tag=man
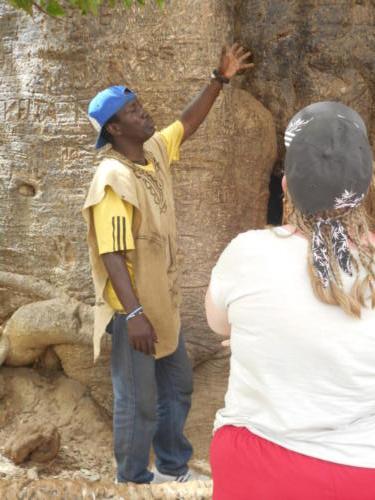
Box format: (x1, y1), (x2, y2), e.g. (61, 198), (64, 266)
(82, 43), (252, 484)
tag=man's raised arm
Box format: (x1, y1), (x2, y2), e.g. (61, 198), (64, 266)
(180, 43), (253, 143)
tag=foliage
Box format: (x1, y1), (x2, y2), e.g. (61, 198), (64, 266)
(6, 0), (164, 17)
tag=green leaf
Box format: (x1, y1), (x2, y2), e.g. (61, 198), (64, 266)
(8, 0), (164, 16)
(87, 0), (101, 15)
(9, 0), (33, 14)
(71, 0), (91, 15)
(45, 0), (65, 15)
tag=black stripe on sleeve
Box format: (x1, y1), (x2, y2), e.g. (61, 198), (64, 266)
(112, 216), (116, 251)
(122, 217), (126, 251)
(117, 216), (121, 252)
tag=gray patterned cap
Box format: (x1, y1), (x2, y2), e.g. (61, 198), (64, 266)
(284, 101), (373, 215)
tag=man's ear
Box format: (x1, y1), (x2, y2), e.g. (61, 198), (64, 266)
(281, 175), (287, 193)
(106, 121), (121, 138)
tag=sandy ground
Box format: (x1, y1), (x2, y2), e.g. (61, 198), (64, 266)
(0, 354), (229, 492)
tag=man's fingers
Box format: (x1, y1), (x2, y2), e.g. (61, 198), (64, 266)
(236, 46), (245, 57)
(132, 338), (140, 352)
(231, 42), (240, 53)
(240, 63), (255, 70)
(142, 338), (150, 356)
(129, 336), (136, 350)
(233, 43), (247, 56)
(139, 335), (155, 356)
(133, 336), (146, 355)
(147, 341), (153, 356)
(239, 51), (252, 62)
(146, 336), (155, 356)
(136, 340), (144, 354)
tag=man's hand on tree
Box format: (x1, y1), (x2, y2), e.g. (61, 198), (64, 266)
(180, 42), (253, 143)
(218, 43), (254, 80)
(127, 314), (158, 356)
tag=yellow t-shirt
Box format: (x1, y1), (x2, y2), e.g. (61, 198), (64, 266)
(92, 120), (184, 311)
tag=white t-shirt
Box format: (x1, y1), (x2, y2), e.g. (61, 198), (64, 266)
(210, 228), (375, 468)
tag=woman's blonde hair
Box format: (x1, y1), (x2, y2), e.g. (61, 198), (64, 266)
(365, 171), (375, 232)
(283, 187), (375, 318)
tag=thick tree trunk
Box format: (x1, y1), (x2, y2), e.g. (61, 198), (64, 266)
(0, 0), (276, 366)
(1, 0), (374, 492)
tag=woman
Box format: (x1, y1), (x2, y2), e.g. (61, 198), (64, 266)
(206, 102), (375, 500)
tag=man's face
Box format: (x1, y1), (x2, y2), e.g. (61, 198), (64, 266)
(108, 98), (155, 143)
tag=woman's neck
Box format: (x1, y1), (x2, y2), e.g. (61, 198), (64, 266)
(281, 224), (306, 239)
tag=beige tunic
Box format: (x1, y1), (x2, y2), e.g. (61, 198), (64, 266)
(82, 133), (181, 361)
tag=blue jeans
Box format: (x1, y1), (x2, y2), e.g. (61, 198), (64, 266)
(109, 313), (193, 483)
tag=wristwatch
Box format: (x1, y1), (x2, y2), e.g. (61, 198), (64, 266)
(210, 69), (230, 85)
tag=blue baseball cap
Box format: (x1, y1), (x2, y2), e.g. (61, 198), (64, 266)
(88, 85), (137, 149)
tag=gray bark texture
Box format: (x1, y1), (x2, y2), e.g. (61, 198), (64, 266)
(0, 2), (375, 492)
(0, 0), (277, 373)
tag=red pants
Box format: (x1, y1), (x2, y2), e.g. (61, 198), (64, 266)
(210, 426), (375, 500)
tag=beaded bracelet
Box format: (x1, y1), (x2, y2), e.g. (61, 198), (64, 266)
(125, 305), (144, 322)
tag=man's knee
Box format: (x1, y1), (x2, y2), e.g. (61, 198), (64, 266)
(138, 386), (158, 421)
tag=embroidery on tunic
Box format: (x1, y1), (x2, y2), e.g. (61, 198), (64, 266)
(105, 150), (167, 214)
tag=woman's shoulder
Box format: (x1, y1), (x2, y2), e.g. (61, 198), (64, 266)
(220, 228), (275, 259)
(231, 227), (288, 246)
(222, 226), (302, 261)
(214, 227), (299, 278)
